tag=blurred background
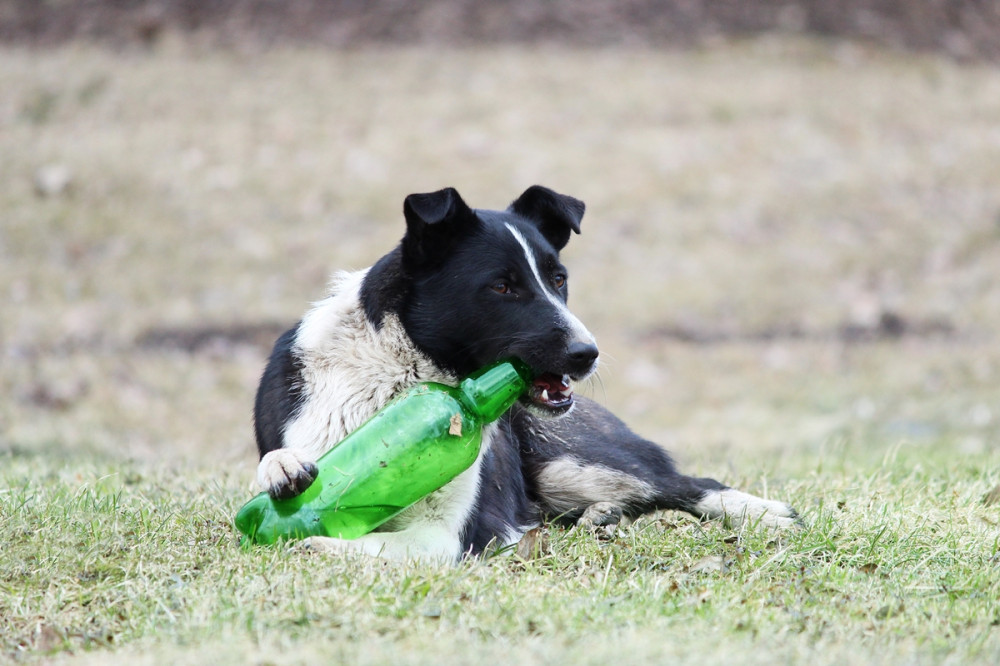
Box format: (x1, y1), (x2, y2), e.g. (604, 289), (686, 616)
(2, 0), (999, 482)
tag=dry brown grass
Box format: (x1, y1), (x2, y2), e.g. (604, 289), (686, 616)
(3, 37), (1000, 474)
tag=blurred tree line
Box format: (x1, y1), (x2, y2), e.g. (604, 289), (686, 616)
(1, 0), (997, 60)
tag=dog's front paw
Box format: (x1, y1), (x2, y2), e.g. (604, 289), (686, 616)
(256, 449), (318, 499)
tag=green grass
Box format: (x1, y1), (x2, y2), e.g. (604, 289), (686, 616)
(2, 448), (999, 664)
(3, 37), (1000, 664)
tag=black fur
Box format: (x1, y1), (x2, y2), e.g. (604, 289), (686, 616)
(401, 188), (478, 272)
(253, 324), (305, 459)
(512, 398), (726, 521)
(464, 419), (540, 553)
(508, 185), (584, 251)
(360, 247), (407, 330)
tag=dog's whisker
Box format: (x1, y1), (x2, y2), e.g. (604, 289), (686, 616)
(586, 371), (608, 404)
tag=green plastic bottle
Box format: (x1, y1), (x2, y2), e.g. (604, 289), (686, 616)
(235, 360), (532, 545)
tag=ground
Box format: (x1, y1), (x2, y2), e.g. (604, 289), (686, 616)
(1, 37), (999, 664)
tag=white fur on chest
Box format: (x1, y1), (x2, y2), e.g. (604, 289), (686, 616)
(283, 269), (455, 460)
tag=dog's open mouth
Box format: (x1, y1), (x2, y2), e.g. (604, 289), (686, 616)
(528, 373), (574, 412)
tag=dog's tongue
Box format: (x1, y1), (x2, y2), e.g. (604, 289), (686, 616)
(530, 373), (574, 409)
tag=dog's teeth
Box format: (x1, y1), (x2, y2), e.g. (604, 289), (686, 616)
(541, 389), (549, 403)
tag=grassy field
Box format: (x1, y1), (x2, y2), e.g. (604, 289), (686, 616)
(2, 37), (1000, 663)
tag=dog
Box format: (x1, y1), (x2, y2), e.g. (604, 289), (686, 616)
(252, 185), (798, 562)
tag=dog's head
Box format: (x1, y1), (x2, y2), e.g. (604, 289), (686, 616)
(364, 186), (599, 415)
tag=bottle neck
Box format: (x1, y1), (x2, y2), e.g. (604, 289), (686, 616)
(459, 360), (532, 422)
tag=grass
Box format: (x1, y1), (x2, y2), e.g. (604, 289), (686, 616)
(2, 36), (1000, 664)
(2, 451), (998, 664)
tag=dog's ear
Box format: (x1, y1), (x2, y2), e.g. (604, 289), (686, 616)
(402, 187), (477, 270)
(509, 185), (585, 250)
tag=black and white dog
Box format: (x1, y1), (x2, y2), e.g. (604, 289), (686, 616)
(252, 186), (797, 562)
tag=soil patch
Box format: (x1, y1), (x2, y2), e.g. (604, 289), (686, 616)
(2, 1), (998, 60)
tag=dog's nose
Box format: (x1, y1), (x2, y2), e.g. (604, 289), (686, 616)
(566, 341), (599, 374)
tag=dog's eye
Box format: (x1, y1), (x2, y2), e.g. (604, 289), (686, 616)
(553, 274), (566, 289)
(491, 281), (512, 295)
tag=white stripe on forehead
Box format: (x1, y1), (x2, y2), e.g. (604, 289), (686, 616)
(504, 223), (596, 345)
